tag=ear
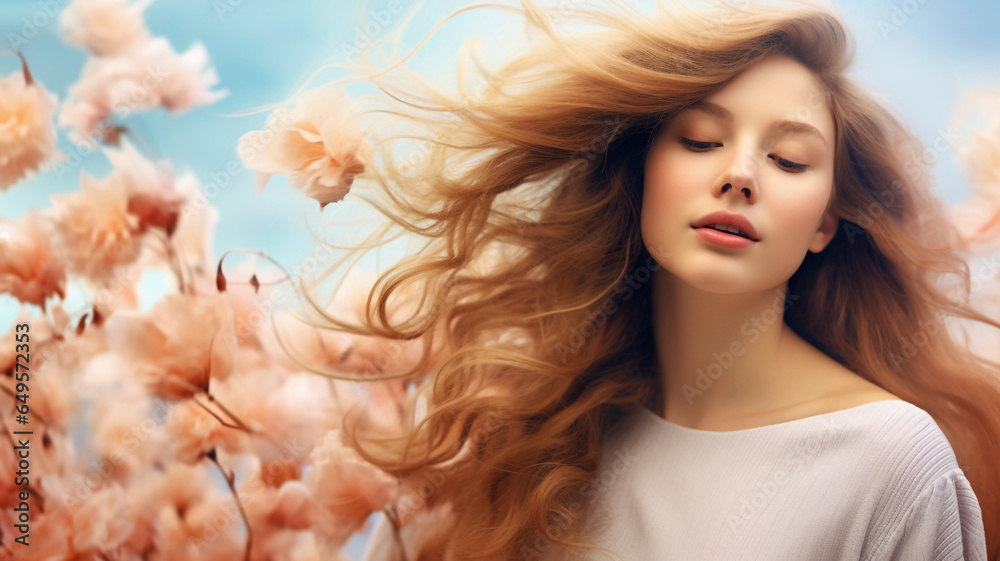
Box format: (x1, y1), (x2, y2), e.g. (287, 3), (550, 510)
(807, 208), (839, 253)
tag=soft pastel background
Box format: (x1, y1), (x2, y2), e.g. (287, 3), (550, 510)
(2, 0), (999, 557)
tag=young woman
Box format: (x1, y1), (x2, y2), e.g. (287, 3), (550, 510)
(289, 1), (1000, 559)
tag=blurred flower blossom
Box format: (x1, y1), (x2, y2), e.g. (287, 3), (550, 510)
(238, 86), (372, 208)
(210, 368), (334, 470)
(49, 169), (143, 283)
(0, 56), (62, 190)
(0, 210), (67, 308)
(71, 481), (137, 552)
(100, 293), (237, 401)
(168, 173), (218, 275)
(306, 428), (399, 548)
(105, 139), (186, 235)
(949, 87), (1000, 255)
(163, 398), (249, 464)
(60, 0), (153, 56)
(954, 87), (1000, 201)
(0, 306), (71, 375)
(48, 140), (189, 283)
(59, 36), (228, 145)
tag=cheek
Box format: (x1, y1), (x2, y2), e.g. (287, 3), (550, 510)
(774, 184), (833, 242)
(643, 151), (704, 209)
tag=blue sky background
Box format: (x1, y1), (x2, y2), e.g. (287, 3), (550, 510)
(2, 0), (999, 557)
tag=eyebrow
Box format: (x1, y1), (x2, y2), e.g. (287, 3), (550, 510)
(684, 100), (829, 148)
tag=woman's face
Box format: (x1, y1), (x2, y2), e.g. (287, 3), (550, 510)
(641, 53), (838, 295)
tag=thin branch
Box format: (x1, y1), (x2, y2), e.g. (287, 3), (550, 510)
(121, 124), (160, 161)
(149, 228), (189, 294)
(204, 391), (254, 433)
(216, 249), (294, 287)
(383, 505), (411, 561)
(207, 451), (253, 561)
(191, 396), (248, 431)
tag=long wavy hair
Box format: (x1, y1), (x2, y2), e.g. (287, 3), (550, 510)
(283, 0), (1000, 559)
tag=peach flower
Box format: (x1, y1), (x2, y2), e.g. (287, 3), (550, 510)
(0, 57), (61, 190)
(87, 390), (171, 479)
(163, 398), (250, 464)
(100, 293), (237, 400)
(49, 169), (143, 282)
(306, 428), (399, 548)
(0, 305), (73, 374)
(952, 87), (1000, 203)
(56, 95), (113, 147)
(242, 475), (310, 526)
(60, 0), (153, 56)
(208, 368), (334, 470)
(147, 503), (205, 560)
(235, 477), (344, 561)
(0, 438), (20, 511)
(152, 38), (229, 112)
(946, 202), (1000, 256)
(947, 87), (1000, 256)
(71, 481), (137, 552)
(260, 308), (359, 370)
(104, 139), (186, 234)
(32, 476), (138, 555)
(269, 480), (317, 530)
(290, 530), (350, 561)
(0, 210), (67, 307)
(238, 86), (372, 208)
(212, 259), (278, 349)
(129, 461), (212, 514)
(260, 267), (436, 382)
(60, 36), (228, 145)
(145, 485), (243, 560)
(135, 171), (216, 280)
(183, 491), (255, 560)
(170, 172), (218, 275)
(120, 461), (215, 553)
(6, 355), (77, 433)
(15, 490), (73, 557)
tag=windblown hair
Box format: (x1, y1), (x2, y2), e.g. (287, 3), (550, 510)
(287, 0), (1000, 559)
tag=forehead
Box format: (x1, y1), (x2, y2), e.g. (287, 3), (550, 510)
(680, 54), (835, 140)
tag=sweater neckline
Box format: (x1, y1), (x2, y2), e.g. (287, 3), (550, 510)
(633, 399), (912, 436)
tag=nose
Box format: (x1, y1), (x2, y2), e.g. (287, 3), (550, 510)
(719, 182), (753, 200)
(715, 152), (759, 203)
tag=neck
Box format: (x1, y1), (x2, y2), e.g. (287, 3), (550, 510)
(650, 267), (804, 426)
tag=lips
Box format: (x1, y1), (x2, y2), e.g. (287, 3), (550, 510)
(691, 210), (760, 242)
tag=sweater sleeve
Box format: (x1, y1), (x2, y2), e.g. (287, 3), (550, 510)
(868, 468), (988, 561)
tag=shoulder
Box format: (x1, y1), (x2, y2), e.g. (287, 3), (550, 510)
(856, 405), (988, 560)
(836, 400), (981, 531)
(782, 396), (987, 559)
(840, 398), (961, 480)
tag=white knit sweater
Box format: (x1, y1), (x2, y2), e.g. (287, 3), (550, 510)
(360, 400), (988, 561)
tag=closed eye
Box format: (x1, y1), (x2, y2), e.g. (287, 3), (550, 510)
(679, 137), (720, 151)
(681, 138), (809, 173)
(768, 155), (808, 173)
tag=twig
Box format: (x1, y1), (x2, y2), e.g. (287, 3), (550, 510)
(383, 505), (411, 561)
(207, 451), (252, 561)
(204, 391), (254, 433)
(191, 396), (248, 432)
(121, 122), (160, 161)
(150, 229), (189, 294)
(216, 249), (294, 288)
